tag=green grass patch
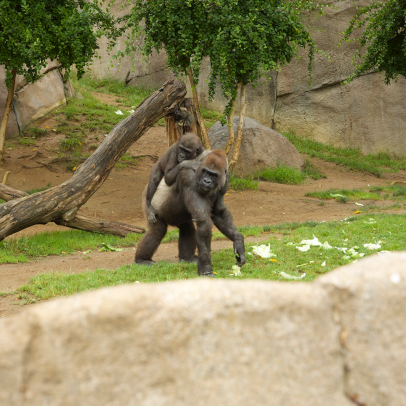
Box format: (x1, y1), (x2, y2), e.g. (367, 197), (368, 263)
(15, 214), (406, 301)
(201, 108), (223, 128)
(71, 75), (153, 109)
(306, 185), (406, 203)
(303, 159), (326, 180)
(284, 129), (406, 177)
(0, 230), (142, 264)
(228, 160), (326, 191)
(229, 173), (259, 190)
(256, 165), (306, 185)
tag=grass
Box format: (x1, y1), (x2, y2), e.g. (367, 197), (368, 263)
(9, 213), (406, 301)
(229, 161), (325, 190)
(229, 173), (259, 190)
(0, 224), (283, 265)
(306, 185), (406, 203)
(44, 75), (226, 159)
(0, 230), (142, 264)
(284, 129), (406, 177)
(256, 165), (306, 185)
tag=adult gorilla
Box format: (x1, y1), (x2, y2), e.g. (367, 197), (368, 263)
(135, 149), (245, 276)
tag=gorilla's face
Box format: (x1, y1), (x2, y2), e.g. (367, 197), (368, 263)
(198, 167), (219, 193)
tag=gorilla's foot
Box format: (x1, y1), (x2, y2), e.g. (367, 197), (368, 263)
(179, 255), (199, 264)
(134, 258), (156, 266)
(199, 272), (216, 278)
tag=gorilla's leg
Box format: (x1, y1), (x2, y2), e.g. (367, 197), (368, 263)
(195, 218), (215, 276)
(178, 221), (197, 263)
(135, 217), (167, 265)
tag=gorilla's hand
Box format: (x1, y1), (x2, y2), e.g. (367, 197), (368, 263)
(180, 159), (200, 171)
(234, 239), (246, 266)
(147, 205), (157, 223)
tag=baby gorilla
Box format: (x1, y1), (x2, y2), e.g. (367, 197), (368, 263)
(146, 132), (204, 223)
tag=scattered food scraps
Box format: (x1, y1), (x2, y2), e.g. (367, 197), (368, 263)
(299, 236), (322, 247)
(99, 243), (123, 252)
(115, 110), (124, 115)
(280, 272), (306, 280)
(296, 245), (310, 252)
(363, 242), (381, 250)
(231, 265), (241, 276)
(252, 244), (276, 258)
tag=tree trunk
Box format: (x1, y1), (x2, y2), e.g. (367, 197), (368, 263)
(57, 214), (144, 237)
(164, 115), (180, 147)
(181, 98), (197, 134)
(224, 86), (239, 154)
(228, 83), (247, 171)
(0, 68), (17, 162)
(0, 80), (186, 241)
(0, 183), (145, 237)
(187, 68), (211, 149)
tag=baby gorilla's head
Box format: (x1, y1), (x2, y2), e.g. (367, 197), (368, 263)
(177, 133), (204, 162)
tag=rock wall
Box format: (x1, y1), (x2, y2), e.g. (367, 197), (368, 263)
(0, 63), (70, 138)
(1, 253), (406, 406)
(91, 0), (406, 156)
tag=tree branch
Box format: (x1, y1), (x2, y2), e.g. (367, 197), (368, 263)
(0, 80), (186, 241)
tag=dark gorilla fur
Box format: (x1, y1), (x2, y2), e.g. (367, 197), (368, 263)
(145, 132), (204, 223)
(135, 149), (246, 276)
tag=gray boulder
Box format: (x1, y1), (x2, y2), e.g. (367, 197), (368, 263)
(13, 68), (66, 133)
(1, 62), (71, 137)
(208, 116), (305, 177)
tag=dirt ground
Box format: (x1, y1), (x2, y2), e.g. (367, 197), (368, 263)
(1, 110), (405, 318)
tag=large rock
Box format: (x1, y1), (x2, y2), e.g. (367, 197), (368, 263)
(2, 253), (406, 405)
(319, 252), (406, 406)
(0, 280), (348, 406)
(13, 68), (66, 132)
(1, 62), (69, 137)
(208, 116), (305, 176)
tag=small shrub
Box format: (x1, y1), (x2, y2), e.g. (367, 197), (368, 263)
(229, 174), (259, 190)
(257, 165), (305, 185)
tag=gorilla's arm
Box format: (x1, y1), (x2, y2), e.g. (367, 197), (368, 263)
(211, 204), (246, 266)
(164, 160), (184, 186)
(162, 146), (181, 186)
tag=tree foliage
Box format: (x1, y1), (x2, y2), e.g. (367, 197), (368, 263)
(125, 0), (208, 79)
(125, 0), (321, 119)
(342, 0), (406, 84)
(206, 0), (319, 118)
(0, 0), (124, 88)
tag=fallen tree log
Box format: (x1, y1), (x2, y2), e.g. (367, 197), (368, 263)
(0, 183), (145, 236)
(0, 80), (186, 241)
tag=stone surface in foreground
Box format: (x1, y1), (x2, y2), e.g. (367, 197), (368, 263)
(1, 253), (406, 406)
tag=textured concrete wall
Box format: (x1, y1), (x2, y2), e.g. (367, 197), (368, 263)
(1, 253), (406, 406)
(94, 0), (406, 156)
